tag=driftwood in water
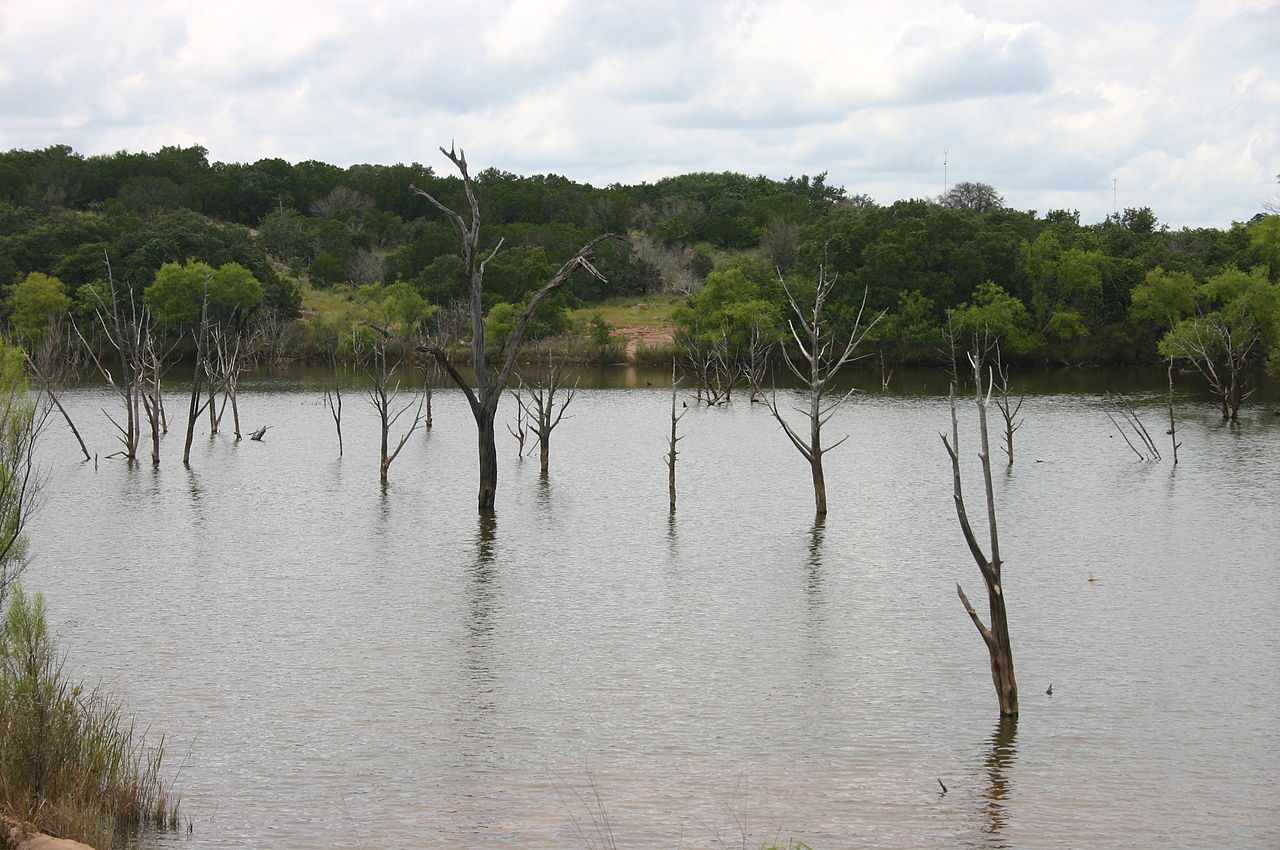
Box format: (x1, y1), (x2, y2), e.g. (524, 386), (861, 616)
(941, 351), (1019, 717)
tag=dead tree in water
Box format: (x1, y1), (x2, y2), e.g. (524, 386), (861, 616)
(323, 383), (344, 457)
(25, 319), (90, 461)
(366, 332), (424, 483)
(506, 387), (529, 458)
(744, 322), (774, 403)
(992, 349), (1024, 466)
(664, 360), (687, 511)
(73, 253), (144, 462)
(766, 268), (883, 517)
(1167, 359), (1180, 465)
(941, 352), (1018, 717)
(181, 275), (214, 466)
(411, 144), (609, 512)
(516, 358), (578, 476)
(209, 324), (253, 439)
(1104, 394), (1161, 462)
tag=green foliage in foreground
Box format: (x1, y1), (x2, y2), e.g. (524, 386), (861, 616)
(0, 587), (181, 848)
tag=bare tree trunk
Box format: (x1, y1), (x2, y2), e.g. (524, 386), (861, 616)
(1167, 358), (1180, 465)
(411, 143), (609, 514)
(183, 370), (202, 466)
(477, 412), (498, 510)
(665, 360), (686, 512)
(942, 352), (1018, 717)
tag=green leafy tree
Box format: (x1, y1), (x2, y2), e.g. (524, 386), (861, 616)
(144, 260), (263, 329)
(950, 281), (1037, 355)
(6, 273), (70, 339)
(1158, 265), (1280, 421)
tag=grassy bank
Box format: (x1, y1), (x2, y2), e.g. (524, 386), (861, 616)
(0, 587), (181, 849)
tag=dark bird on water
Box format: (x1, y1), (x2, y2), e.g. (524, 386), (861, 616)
(937, 778), (947, 795)
(1046, 683), (1053, 696)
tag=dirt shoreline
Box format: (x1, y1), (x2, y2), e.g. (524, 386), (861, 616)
(2, 817), (95, 850)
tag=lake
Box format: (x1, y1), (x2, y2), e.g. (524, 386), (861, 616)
(24, 367), (1280, 849)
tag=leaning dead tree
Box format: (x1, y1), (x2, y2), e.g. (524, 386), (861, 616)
(941, 352), (1018, 717)
(766, 268), (883, 517)
(366, 329), (424, 483)
(992, 348), (1024, 466)
(411, 144), (608, 512)
(663, 359), (687, 511)
(25, 319), (90, 461)
(515, 357), (578, 476)
(1104, 394), (1162, 462)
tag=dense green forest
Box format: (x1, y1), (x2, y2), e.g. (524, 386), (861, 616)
(1, 144), (1277, 386)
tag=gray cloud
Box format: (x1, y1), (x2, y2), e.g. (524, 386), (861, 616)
(0, 0), (1276, 226)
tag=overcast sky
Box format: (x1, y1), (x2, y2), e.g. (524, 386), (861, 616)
(2, 0), (1277, 226)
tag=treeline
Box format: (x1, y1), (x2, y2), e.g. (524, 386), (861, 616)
(0, 144), (1277, 376)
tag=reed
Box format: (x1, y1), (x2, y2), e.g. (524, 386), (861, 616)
(0, 587), (181, 849)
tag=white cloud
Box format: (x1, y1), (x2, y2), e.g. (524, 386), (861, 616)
(0, 0), (1276, 225)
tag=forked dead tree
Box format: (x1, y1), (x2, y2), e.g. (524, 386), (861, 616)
(411, 144), (608, 512)
(506, 386), (529, 458)
(209, 324), (254, 440)
(992, 348), (1024, 466)
(323, 383), (343, 457)
(663, 359), (687, 511)
(366, 331), (424, 483)
(766, 268), (883, 517)
(941, 352), (1018, 717)
(515, 358), (578, 476)
(73, 253), (143, 462)
(744, 322), (774, 403)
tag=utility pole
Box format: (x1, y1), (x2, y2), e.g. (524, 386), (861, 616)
(944, 149), (949, 197)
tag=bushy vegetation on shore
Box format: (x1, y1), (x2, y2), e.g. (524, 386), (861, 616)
(0, 145), (1276, 376)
